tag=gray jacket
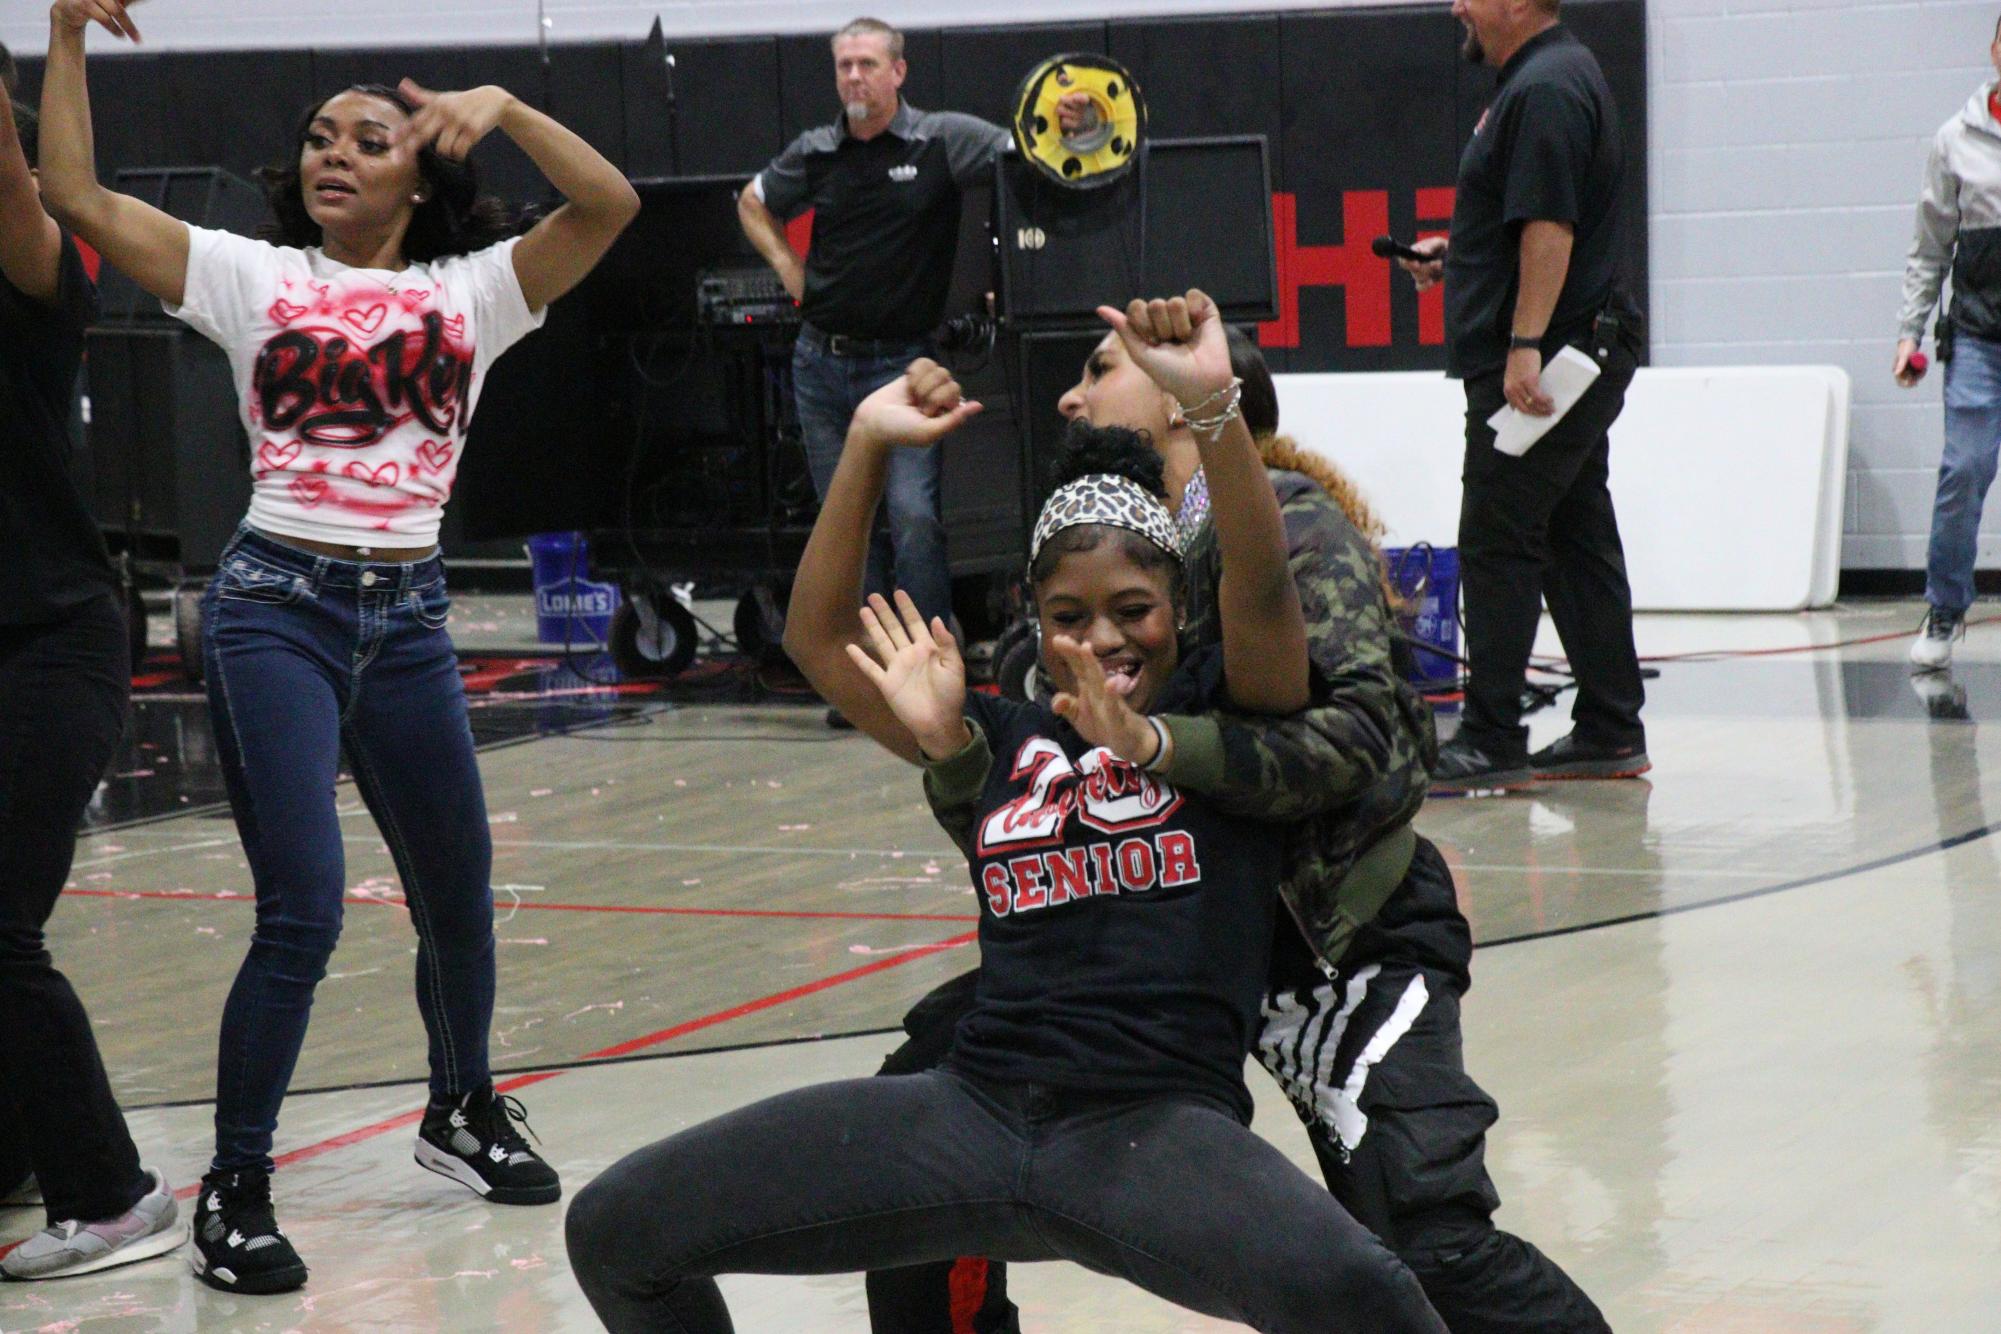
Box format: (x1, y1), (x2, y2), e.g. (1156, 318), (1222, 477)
(1900, 82), (2001, 342)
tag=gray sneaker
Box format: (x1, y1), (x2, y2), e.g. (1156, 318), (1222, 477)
(1, 1169), (183, 1281)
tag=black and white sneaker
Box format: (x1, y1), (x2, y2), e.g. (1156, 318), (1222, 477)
(414, 1085), (561, 1205)
(189, 1169), (308, 1295)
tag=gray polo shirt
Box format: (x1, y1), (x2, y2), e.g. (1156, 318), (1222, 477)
(757, 101), (1008, 339)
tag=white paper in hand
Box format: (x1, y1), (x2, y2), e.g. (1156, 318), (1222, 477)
(1485, 346), (1603, 457)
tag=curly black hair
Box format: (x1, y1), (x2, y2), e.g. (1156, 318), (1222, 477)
(256, 84), (516, 263)
(1030, 420), (1182, 591)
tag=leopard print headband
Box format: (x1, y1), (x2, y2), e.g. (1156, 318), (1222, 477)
(1028, 473), (1185, 575)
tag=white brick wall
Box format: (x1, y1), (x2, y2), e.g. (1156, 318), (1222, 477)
(6, 0), (1993, 570)
(1648, 0), (1998, 571)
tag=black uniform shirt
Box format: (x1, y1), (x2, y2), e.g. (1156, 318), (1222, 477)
(1443, 25), (1628, 380)
(0, 231), (118, 625)
(758, 101), (1008, 340)
(947, 648), (1279, 1124)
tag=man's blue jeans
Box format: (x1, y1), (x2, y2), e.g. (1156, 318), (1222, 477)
(203, 528), (496, 1174)
(1927, 331), (2001, 613)
(792, 327), (952, 624)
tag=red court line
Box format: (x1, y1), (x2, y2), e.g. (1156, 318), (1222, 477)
(62, 886), (976, 925)
(149, 928), (978, 1203)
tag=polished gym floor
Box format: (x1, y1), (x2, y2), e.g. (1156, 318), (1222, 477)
(4, 597), (1999, 1332)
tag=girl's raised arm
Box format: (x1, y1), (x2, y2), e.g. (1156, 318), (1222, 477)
(38, 0), (192, 306)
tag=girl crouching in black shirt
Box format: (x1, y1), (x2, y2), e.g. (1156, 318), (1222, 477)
(564, 295), (1445, 1334)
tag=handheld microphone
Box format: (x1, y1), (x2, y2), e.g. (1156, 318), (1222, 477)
(1372, 235), (1437, 264)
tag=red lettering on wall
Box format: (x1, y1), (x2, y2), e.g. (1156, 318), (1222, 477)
(1415, 186), (1456, 347)
(1258, 190), (1390, 351)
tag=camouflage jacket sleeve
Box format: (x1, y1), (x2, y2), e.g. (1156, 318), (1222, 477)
(920, 716), (992, 858)
(1155, 481), (1435, 821)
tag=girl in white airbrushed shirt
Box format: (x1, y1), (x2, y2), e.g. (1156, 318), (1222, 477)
(39, 0), (637, 1295)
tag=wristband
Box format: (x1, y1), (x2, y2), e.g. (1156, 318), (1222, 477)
(1142, 715), (1174, 773)
(1508, 333), (1544, 351)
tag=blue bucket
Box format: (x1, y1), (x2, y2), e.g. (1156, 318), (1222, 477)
(525, 531), (621, 645)
(1384, 544), (1459, 687)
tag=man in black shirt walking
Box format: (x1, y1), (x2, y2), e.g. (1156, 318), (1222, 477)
(739, 17), (1016, 674)
(1402, 0), (1650, 792)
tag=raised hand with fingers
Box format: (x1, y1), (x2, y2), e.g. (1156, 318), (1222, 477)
(1046, 635), (1160, 767)
(844, 591), (971, 759)
(51, 0), (143, 42)
(395, 79), (512, 162)
(848, 358), (984, 451)
(1095, 289), (1234, 410)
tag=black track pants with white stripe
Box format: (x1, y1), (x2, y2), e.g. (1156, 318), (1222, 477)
(1257, 956), (1608, 1333)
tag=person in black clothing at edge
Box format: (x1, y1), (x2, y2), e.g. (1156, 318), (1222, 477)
(1401, 0), (1651, 794)
(0, 77), (183, 1281)
(863, 322), (1611, 1328)
(738, 17), (1082, 726)
(564, 292), (1448, 1334)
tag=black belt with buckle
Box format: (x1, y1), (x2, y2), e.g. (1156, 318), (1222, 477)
(804, 324), (927, 359)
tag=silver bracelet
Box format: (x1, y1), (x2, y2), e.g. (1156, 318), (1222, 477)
(1183, 379), (1244, 443)
(1179, 377), (1242, 420)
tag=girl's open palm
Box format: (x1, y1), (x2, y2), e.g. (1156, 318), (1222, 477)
(844, 591), (968, 756)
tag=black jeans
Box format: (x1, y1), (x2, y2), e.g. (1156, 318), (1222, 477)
(0, 593), (148, 1224)
(866, 840), (1608, 1334)
(1456, 344), (1646, 760)
(566, 1068), (1446, 1334)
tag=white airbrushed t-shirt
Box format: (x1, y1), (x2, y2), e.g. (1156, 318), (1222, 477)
(165, 226), (545, 548)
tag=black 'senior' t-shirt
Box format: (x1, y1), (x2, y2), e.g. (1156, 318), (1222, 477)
(0, 231), (118, 624)
(947, 648), (1279, 1123)
(758, 102), (1008, 340)
(1443, 25), (1628, 380)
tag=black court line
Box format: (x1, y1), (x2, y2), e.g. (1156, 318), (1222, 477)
(1478, 819), (2001, 949)
(116, 1026), (905, 1114)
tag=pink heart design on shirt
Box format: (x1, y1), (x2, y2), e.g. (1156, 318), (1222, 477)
(344, 460), (401, 488)
(414, 440), (455, 474)
(442, 313), (466, 341)
(341, 303), (389, 337)
(267, 298), (310, 325)
(289, 476), (329, 507)
(397, 289), (432, 310)
(257, 439), (302, 469)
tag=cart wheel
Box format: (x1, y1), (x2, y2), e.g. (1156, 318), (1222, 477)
(733, 580), (792, 663)
(991, 616), (1040, 702)
(123, 580), (148, 670)
(174, 585), (205, 684)
(610, 592), (698, 680)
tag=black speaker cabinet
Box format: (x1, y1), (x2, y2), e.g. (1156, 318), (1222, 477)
(995, 135), (1278, 329)
(85, 327), (251, 570)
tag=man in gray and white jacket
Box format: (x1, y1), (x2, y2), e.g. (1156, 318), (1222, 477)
(1898, 17), (2001, 669)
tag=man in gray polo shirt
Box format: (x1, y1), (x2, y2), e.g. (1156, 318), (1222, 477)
(739, 17), (1012, 665)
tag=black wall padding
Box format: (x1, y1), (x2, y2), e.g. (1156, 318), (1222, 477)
(936, 22), (1109, 127)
